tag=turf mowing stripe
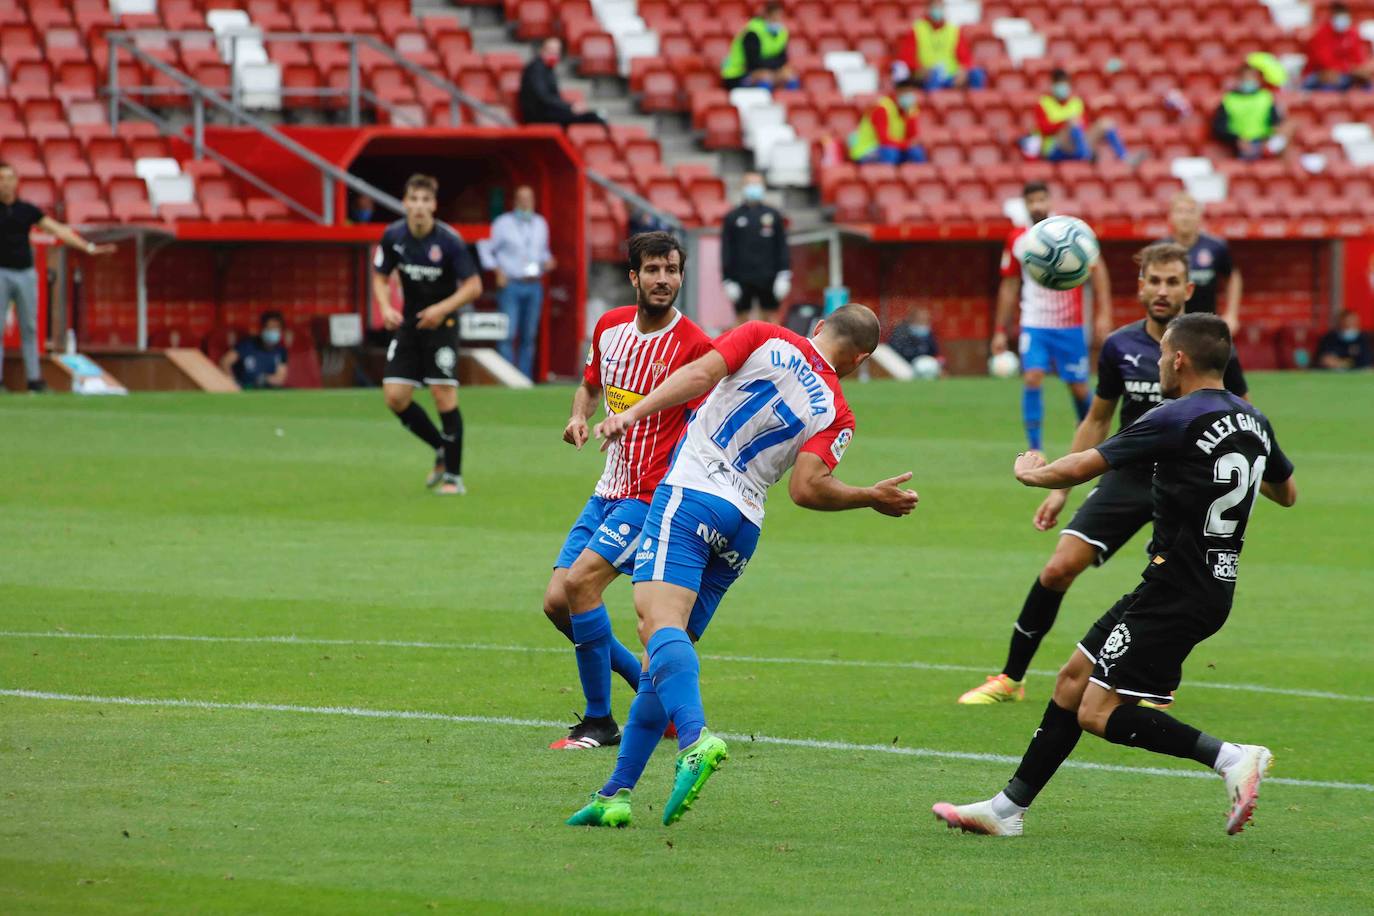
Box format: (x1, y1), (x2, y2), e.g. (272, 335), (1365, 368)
(2, 687), (1371, 794)
(3, 630), (1372, 704)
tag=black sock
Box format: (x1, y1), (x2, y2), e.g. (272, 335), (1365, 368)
(1104, 705), (1219, 766)
(440, 408), (463, 475)
(394, 402), (444, 451)
(1002, 578), (1066, 681)
(1004, 700), (1082, 808)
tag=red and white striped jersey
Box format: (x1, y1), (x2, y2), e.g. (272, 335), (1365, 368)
(1001, 225), (1085, 329)
(665, 322), (856, 527)
(586, 306), (713, 503)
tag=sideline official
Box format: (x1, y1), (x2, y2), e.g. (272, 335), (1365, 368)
(720, 172), (790, 326)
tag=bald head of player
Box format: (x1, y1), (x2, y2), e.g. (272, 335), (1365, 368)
(1159, 312), (1230, 399)
(628, 230), (686, 315)
(1136, 242), (1194, 330)
(812, 303), (880, 378)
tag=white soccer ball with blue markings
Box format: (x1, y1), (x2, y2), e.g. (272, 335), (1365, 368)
(988, 350), (1020, 378)
(1020, 215), (1100, 291)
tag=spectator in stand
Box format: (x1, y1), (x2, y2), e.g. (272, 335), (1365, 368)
(1213, 63), (1294, 160)
(627, 207), (674, 239)
(221, 311), (289, 390)
(1304, 2), (1373, 90)
(888, 307), (941, 363)
(1316, 310), (1374, 369)
(488, 185), (555, 380)
(518, 38), (606, 127)
(892, 2), (987, 90)
(720, 172), (790, 326)
(1160, 193), (1243, 333)
(350, 193), (378, 224)
(1, 162), (116, 393)
(721, 2), (800, 91)
(1021, 69), (1138, 164)
(849, 80), (928, 164)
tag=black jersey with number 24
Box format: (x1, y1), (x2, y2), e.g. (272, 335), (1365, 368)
(1096, 388), (1293, 610)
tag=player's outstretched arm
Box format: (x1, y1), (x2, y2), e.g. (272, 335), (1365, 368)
(788, 453), (919, 516)
(1034, 395), (1118, 530)
(1261, 476), (1297, 507)
(564, 380), (602, 449)
(595, 351), (728, 447)
(1014, 448), (1109, 489)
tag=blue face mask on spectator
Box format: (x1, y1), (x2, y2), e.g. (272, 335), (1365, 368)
(262, 328), (282, 346)
(1333, 12), (1352, 30)
(743, 184), (765, 202)
(928, 6), (945, 22)
(898, 92), (918, 109)
(1052, 81), (1071, 101)
(913, 324), (931, 336)
(1238, 78), (1260, 93)
(1341, 328), (1360, 342)
(768, 21), (783, 33)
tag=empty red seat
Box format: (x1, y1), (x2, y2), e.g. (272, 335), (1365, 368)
(203, 198), (248, 221)
(157, 202), (204, 222)
(65, 198), (113, 224)
(108, 178), (156, 222)
(246, 198), (292, 221)
(92, 158), (137, 185)
(577, 33), (618, 77)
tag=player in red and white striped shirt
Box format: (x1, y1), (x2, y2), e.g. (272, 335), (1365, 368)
(991, 182), (1114, 451)
(542, 232), (713, 750)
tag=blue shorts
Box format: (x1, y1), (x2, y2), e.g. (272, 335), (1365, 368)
(632, 485), (761, 641)
(1020, 326), (1090, 383)
(554, 495), (651, 576)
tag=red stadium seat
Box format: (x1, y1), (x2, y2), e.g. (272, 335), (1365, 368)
(65, 198), (113, 224)
(576, 33), (618, 78)
(246, 198), (292, 221)
(108, 177), (156, 223)
(203, 197), (249, 221)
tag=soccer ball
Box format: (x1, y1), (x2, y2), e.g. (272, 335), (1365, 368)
(989, 350), (1020, 378)
(1019, 215), (1100, 291)
(912, 355), (941, 380)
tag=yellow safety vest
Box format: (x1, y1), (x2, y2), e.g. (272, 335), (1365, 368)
(1036, 94), (1085, 154)
(914, 20), (961, 75)
(721, 18), (790, 79)
(849, 96), (906, 161)
(1221, 89), (1275, 142)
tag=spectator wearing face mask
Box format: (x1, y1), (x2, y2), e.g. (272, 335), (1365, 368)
(1212, 64), (1294, 160)
(222, 311), (289, 390)
(350, 193), (378, 224)
(887, 307), (942, 363)
(1022, 69), (1138, 164)
(849, 80), (928, 164)
(519, 38), (606, 127)
(489, 185), (555, 379)
(892, 2), (987, 91)
(1316, 310), (1374, 370)
(720, 172), (790, 326)
(721, 2), (800, 91)
(1304, 2), (1373, 90)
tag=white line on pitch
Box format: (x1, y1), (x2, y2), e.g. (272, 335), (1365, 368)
(2, 687), (1369, 794)
(4, 630), (1370, 704)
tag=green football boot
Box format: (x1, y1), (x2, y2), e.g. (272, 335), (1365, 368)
(662, 730), (729, 826)
(565, 788), (633, 828)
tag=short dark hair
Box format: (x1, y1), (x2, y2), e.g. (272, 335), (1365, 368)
(825, 303), (880, 353)
(1166, 312), (1231, 375)
(762, 1), (783, 14)
(628, 231), (686, 272)
(260, 310), (285, 328)
(1023, 180), (1049, 198)
(1332, 2), (1350, 13)
(404, 174), (438, 197)
(894, 77), (921, 91)
(1050, 68), (1069, 83)
(1135, 242), (1190, 278)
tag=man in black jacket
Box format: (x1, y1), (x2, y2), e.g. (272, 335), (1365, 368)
(720, 173), (790, 326)
(518, 38), (606, 127)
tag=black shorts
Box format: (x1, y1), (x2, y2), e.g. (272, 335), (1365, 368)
(1077, 578), (1229, 703)
(384, 321), (460, 388)
(1061, 468), (1153, 565)
(734, 281), (779, 316)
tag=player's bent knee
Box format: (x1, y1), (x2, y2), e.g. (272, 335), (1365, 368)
(384, 389), (412, 412)
(1023, 370), (1045, 387)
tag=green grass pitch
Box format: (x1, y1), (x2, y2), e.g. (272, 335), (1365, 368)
(2, 374), (1372, 913)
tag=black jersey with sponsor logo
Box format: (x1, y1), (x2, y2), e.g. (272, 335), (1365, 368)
(374, 220), (478, 319)
(1096, 388), (1293, 609)
(1157, 233), (1233, 315)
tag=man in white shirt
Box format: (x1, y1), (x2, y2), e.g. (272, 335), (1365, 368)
(489, 186), (555, 379)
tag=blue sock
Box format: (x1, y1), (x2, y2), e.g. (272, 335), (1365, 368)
(1068, 124), (1090, 159)
(783, 77), (801, 90)
(1022, 386), (1044, 451)
(609, 637), (641, 691)
(1073, 393), (1091, 421)
(569, 605), (614, 719)
(601, 670), (667, 796)
(1104, 127), (1128, 160)
(647, 627), (706, 750)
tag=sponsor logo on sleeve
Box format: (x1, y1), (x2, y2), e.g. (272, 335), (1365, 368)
(830, 428), (853, 463)
(1208, 549), (1239, 581)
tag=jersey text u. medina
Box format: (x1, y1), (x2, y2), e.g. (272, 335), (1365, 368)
(769, 350), (830, 416)
(1194, 412), (1271, 455)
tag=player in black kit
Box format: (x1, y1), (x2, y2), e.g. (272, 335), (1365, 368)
(958, 243), (1246, 707)
(374, 174), (482, 495)
(934, 312), (1297, 838)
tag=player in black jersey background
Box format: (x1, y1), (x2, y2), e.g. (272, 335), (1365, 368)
(936, 312), (1296, 838)
(374, 174), (483, 496)
(958, 243), (1246, 706)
